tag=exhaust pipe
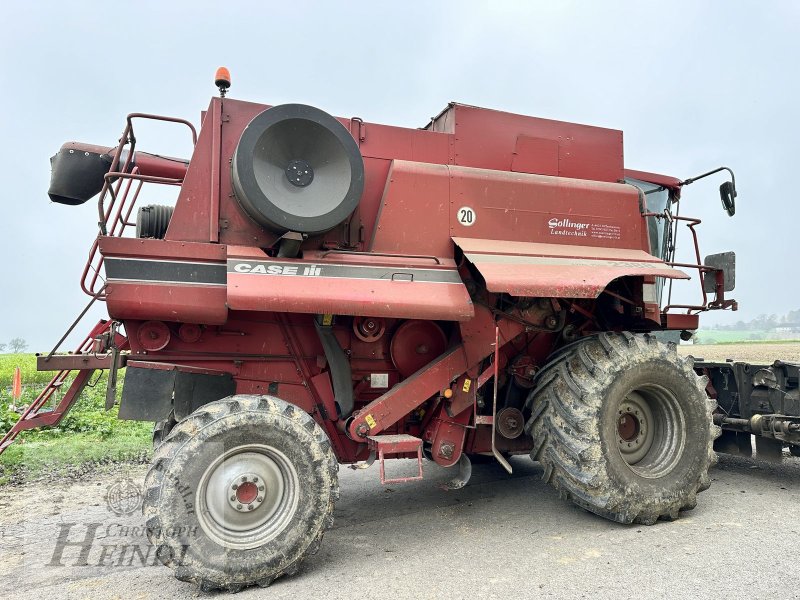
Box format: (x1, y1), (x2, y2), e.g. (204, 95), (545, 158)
(48, 142), (189, 206)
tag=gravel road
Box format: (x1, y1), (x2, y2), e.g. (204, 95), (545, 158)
(1, 451), (798, 600)
(2, 342), (798, 599)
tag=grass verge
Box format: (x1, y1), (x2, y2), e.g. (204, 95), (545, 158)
(0, 354), (151, 485)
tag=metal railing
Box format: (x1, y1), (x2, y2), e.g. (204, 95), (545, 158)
(643, 211), (735, 314)
(80, 113), (197, 298)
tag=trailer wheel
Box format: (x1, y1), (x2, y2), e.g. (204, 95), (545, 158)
(524, 332), (718, 525)
(151, 412), (177, 448)
(142, 395), (339, 591)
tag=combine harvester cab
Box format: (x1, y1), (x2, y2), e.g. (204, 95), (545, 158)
(4, 70), (747, 590)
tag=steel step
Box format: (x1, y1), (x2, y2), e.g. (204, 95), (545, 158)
(366, 434), (424, 484)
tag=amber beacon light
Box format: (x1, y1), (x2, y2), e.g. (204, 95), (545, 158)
(214, 67), (231, 97)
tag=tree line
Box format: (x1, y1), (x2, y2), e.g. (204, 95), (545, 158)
(707, 309), (800, 331)
(0, 338), (28, 353)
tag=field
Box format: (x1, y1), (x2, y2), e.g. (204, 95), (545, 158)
(679, 341), (800, 363)
(692, 329), (773, 344)
(0, 354), (150, 484)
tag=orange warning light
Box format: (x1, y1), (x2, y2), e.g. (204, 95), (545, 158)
(214, 67), (231, 96)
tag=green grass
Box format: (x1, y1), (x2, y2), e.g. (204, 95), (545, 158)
(0, 353), (55, 386)
(693, 330), (800, 344)
(702, 338), (800, 346)
(0, 430), (150, 483)
(0, 354), (151, 484)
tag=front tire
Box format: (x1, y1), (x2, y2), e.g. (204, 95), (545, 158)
(143, 395), (339, 591)
(152, 411), (177, 448)
(524, 333), (718, 525)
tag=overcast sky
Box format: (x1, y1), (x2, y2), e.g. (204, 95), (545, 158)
(2, 1), (798, 350)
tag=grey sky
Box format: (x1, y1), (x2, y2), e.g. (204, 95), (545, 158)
(1, 1), (798, 349)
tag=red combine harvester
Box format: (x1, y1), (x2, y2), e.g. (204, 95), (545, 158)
(5, 70), (753, 590)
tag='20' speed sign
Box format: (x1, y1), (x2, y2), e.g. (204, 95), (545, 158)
(457, 206), (476, 227)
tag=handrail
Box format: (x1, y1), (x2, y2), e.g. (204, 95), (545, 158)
(643, 211), (723, 314)
(81, 112), (196, 298)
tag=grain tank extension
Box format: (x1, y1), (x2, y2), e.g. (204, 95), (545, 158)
(3, 70), (746, 591)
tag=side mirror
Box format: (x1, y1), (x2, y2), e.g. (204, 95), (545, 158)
(719, 181), (736, 216)
(703, 251), (736, 292)
(680, 166), (737, 216)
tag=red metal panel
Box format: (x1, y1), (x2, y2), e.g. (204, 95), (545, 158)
(106, 283), (228, 324)
(459, 304), (522, 374)
(448, 164), (644, 249)
(369, 161), (452, 257)
(216, 99), (281, 248)
(357, 122), (451, 163)
(165, 98), (217, 242)
(37, 354), (120, 371)
(430, 103), (624, 182)
(452, 238), (670, 262)
(227, 271), (472, 321)
(663, 313), (700, 330)
(99, 236), (226, 262)
(624, 169), (682, 192)
(357, 157), (392, 250)
(309, 371), (339, 421)
(453, 237), (688, 298)
(348, 346), (468, 438)
(125, 360), (228, 376)
(226, 248), (473, 321)
(426, 404), (472, 467)
(511, 135), (559, 176)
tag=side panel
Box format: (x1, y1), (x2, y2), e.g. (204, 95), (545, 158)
(453, 237), (688, 298)
(448, 165), (644, 249)
(101, 237), (228, 325)
(225, 251), (474, 321)
(433, 103), (624, 182)
(369, 161), (453, 257)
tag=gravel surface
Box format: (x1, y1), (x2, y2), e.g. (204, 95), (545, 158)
(2, 343), (797, 599)
(1, 451), (798, 600)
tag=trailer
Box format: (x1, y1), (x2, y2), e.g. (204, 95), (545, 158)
(699, 359), (800, 458)
(2, 69), (757, 591)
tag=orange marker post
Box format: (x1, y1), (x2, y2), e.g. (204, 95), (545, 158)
(11, 366), (21, 402)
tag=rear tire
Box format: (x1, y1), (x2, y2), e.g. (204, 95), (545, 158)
(143, 395), (339, 591)
(524, 332), (718, 525)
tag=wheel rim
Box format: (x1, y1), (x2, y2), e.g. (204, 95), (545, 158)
(196, 444), (299, 550)
(616, 386), (686, 478)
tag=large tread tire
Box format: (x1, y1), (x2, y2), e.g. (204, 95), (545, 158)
(151, 411), (177, 448)
(142, 395), (339, 592)
(524, 332), (719, 525)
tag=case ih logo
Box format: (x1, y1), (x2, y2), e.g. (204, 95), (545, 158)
(233, 263), (322, 277)
(548, 217), (590, 237)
